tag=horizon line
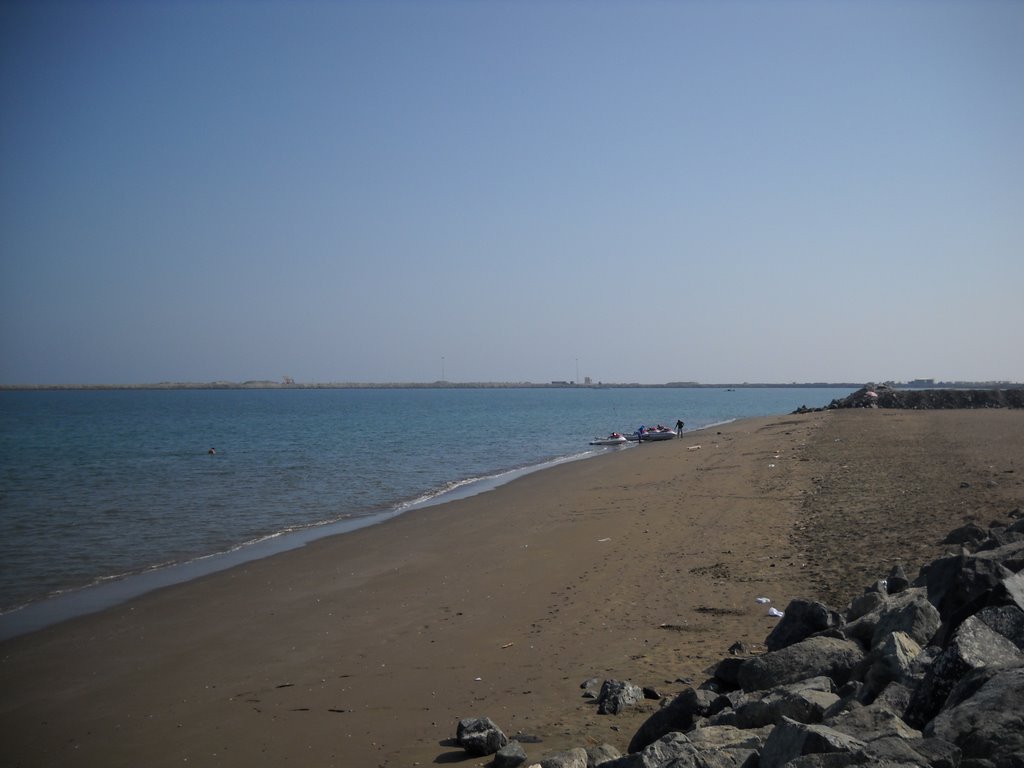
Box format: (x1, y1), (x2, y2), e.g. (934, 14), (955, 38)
(2, 379), (1022, 391)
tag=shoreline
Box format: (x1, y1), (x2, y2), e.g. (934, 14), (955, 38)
(0, 418), (741, 641)
(1, 418), (749, 640)
(3, 409), (1022, 767)
(0, 442), (609, 641)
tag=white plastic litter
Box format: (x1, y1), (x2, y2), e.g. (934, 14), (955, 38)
(755, 597), (771, 604)
(768, 607), (784, 618)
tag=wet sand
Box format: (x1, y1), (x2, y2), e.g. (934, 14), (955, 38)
(2, 409), (1022, 767)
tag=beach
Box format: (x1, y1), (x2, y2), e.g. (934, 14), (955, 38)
(2, 408), (1022, 767)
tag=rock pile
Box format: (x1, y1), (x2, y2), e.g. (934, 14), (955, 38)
(453, 513), (1024, 767)
(795, 384), (1024, 412)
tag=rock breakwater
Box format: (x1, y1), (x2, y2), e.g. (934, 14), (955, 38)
(797, 384), (1024, 412)
(454, 512), (1024, 767)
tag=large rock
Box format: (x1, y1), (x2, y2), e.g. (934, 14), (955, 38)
(710, 656), (746, 690)
(457, 716), (509, 756)
(904, 614), (1024, 728)
(626, 687), (725, 752)
(942, 522), (988, 547)
(494, 740), (529, 768)
(926, 543), (1024, 624)
(870, 590), (941, 649)
(824, 698), (920, 743)
(861, 630), (923, 698)
(530, 746), (588, 768)
(596, 680), (644, 715)
(1005, 569), (1024, 612)
(779, 757), (865, 768)
(885, 564), (911, 594)
(584, 743), (621, 766)
(758, 717), (866, 768)
(858, 734), (961, 767)
(839, 588), (939, 650)
(977, 526), (1024, 551)
(684, 724), (773, 750)
(605, 730), (761, 768)
(737, 636), (864, 693)
(974, 603), (1024, 650)
(728, 677), (838, 729)
(765, 599), (844, 652)
(926, 665), (1024, 767)
(846, 588), (887, 623)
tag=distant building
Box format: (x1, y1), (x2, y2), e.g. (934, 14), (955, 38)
(908, 378), (935, 387)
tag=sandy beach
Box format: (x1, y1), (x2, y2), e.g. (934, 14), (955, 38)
(2, 408), (1022, 767)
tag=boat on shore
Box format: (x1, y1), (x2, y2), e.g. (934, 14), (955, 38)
(636, 425), (676, 441)
(590, 432), (628, 446)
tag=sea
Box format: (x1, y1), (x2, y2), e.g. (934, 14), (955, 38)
(0, 386), (851, 639)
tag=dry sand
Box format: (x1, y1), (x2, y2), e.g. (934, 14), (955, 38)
(1, 409), (1022, 767)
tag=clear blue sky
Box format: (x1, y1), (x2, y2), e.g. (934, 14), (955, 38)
(2, 0), (1021, 385)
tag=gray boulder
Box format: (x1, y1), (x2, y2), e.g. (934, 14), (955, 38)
(627, 686), (726, 752)
(765, 599), (845, 652)
(684, 724), (773, 750)
(870, 590), (941, 649)
(825, 698), (920, 743)
(585, 743), (622, 766)
(1005, 569), (1024, 612)
(847, 587), (887, 622)
(494, 740), (529, 768)
(457, 715), (509, 756)
(861, 631), (923, 698)
(606, 730), (761, 768)
(737, 636), (864, 693)
(840, 588), (939, 650)
(977, 526), (1024, 550)
(758, 717), (867, 768)
(926, 665), (1024, 767)
(859, 734), (961, 767)
(904, 613), (1024, 729)
(942, 522), (987, 547)
(775, 756), (864, 768)
(710, 656), (746, 690)
(533, 746), (588, 768)
(974, 603), (1024, 650)
(658, 749), (759, 768)
(885, 564), (911, 594)
(729, 677), (838, 729)
(596, 679), (644, 715)
(926, 542), (1024, 623)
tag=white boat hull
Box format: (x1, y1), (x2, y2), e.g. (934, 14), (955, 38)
(590, 436), (628, 446)
(639, 430), (676, 441)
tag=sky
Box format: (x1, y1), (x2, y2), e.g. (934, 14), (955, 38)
(1, 0), (1022, 386)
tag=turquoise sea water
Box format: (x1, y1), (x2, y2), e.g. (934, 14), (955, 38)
(0, 386), (850, 635)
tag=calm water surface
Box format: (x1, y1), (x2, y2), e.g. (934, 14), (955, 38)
(0, 386), (849, 632)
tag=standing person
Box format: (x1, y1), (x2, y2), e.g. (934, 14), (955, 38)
(675, 419), (684, 436)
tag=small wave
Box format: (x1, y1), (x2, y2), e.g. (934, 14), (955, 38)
(393, 449), (599, 513)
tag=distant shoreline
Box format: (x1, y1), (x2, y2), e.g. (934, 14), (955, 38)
(1, 380), (1020, 391)
(1, 381), (862, 391)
